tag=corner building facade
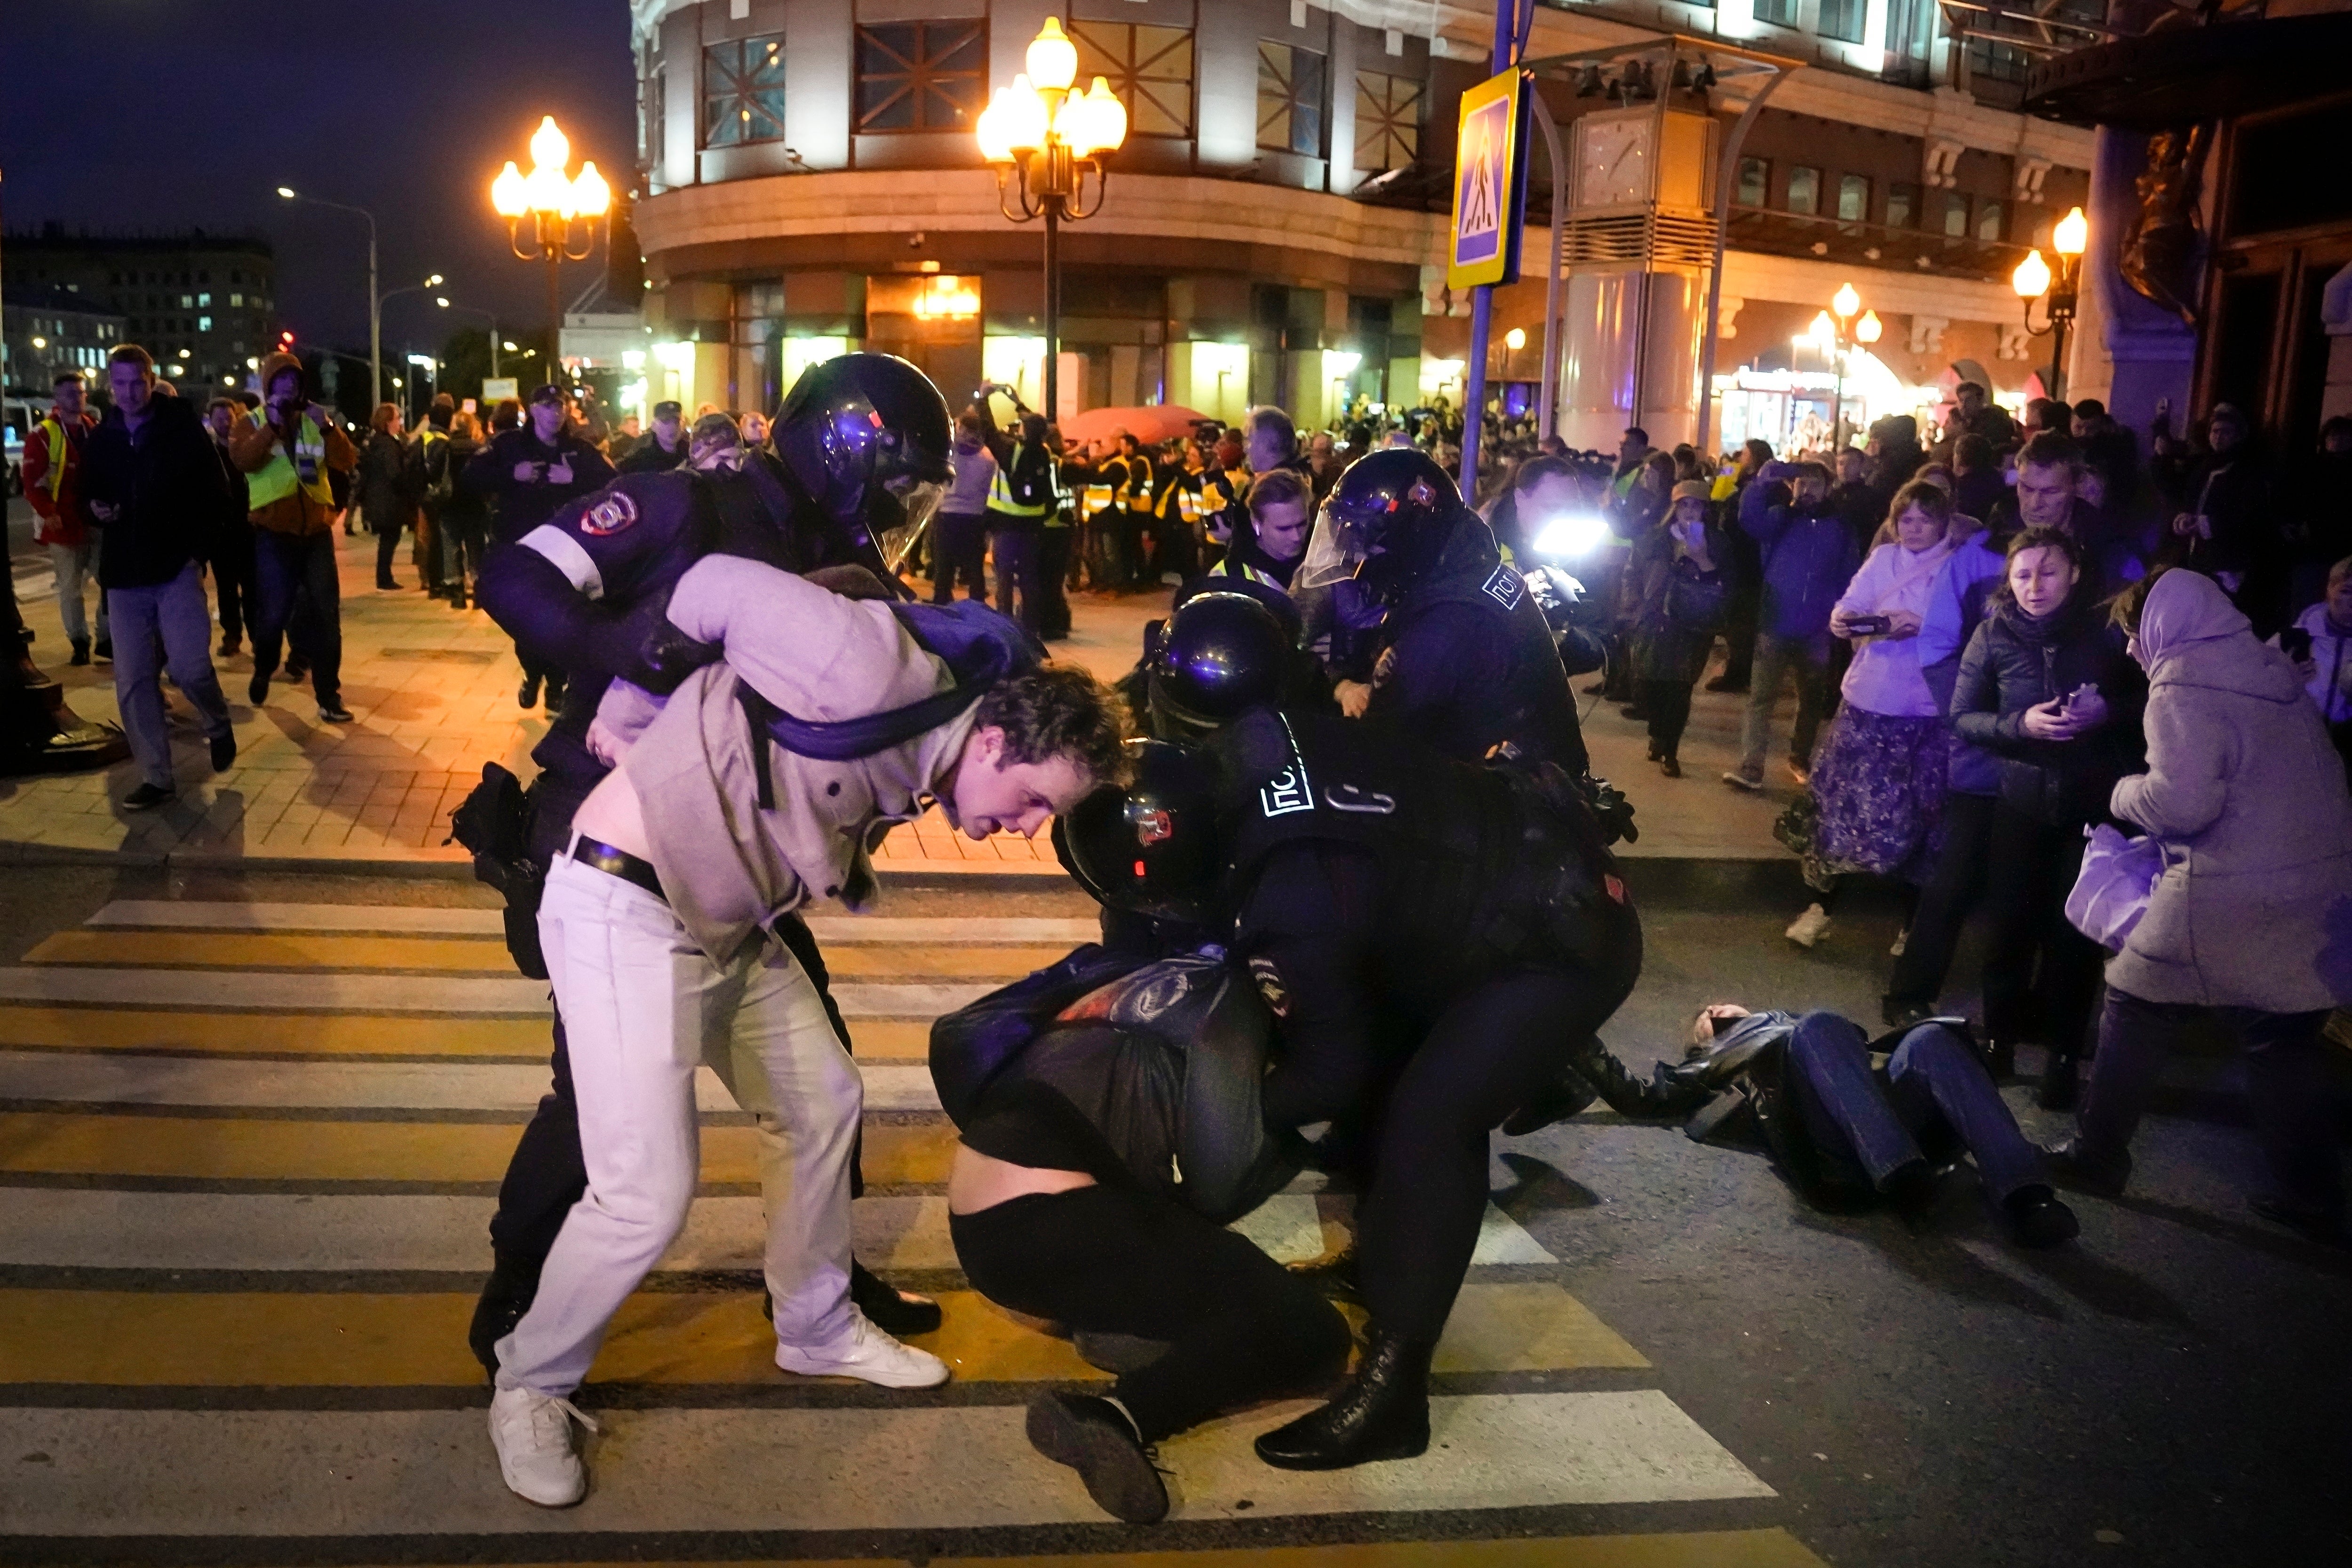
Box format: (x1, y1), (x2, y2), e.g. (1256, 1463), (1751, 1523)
(626, 0), (2098, 451)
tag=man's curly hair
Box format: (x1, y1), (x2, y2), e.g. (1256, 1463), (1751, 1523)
(974, 665), (1131, 784)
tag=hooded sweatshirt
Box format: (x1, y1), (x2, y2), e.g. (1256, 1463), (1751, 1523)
(2107, 569), (2352, 1011)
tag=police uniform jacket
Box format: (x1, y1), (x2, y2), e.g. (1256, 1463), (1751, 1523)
(1366, 514), (1590, 775)
(623, 557), (973, 960)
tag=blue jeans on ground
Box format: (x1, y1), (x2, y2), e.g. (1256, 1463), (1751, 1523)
(48, 534), (109, 648)
(1784, 1012), (2043, 1201)
(2077, 988), (2342, 1217)
(106, 562), (231, 790)
(252, 528), (342, 705)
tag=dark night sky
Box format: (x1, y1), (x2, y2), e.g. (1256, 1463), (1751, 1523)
(3, 0), (636, 356)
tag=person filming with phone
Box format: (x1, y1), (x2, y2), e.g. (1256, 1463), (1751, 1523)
(1950, 527), (2145, 1109)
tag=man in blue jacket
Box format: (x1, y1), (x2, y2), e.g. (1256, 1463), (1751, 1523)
(1723, 460), (1859, 791)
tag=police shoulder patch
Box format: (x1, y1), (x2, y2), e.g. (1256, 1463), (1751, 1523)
(1480, 562), (1526, 610)
(1247, 954), (1291, 1018)
(580, 490), (641, 537)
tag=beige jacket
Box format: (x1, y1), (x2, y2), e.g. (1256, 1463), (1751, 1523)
(620, 557), (974, 960)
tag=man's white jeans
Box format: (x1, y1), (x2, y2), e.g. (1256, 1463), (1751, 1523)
(495, 853), (861, 1398)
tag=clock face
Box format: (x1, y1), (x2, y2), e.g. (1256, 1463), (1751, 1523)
(1577, 115), (1652, 208)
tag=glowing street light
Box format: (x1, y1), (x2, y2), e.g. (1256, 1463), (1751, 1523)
(492, 115), (611, 349)
(2012, 206), (2088, 400)
(976, 17), (1129, 420)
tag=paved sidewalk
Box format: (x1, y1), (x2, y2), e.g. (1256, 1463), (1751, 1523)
(0, 533), (1163, 874)
(3, 529), (1795, 869)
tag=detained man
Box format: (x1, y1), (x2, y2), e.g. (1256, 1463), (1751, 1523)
(486, 554), (1126, 1507)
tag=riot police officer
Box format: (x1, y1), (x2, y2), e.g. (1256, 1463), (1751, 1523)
(1060, 710), (1645, 1471)
(465, 353), (954, 1368)
(1302, 448), (1590, 775)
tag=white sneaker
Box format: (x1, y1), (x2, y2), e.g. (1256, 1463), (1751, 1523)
(776, 1307), (950, 1388)
(1785, 903), (1834, 949)
(487, 1385), (597, 1507)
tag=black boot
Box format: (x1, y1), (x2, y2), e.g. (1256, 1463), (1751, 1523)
(468, 1253), (541, 1375)
(849, 1257), (943, 1336)
(1255, 1326), (1435, 1471)
(2036, 1052), (2078, 1112)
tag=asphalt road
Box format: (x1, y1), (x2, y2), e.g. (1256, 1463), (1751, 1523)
(0, 860), (2344, 1567)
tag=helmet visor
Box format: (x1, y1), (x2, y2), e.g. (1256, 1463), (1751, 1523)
(1294, 508), (1369, 593)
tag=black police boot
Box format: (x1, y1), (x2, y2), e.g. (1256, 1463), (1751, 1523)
(468, 1253), (541, 1376)
(1254, 1326), (1435, 1471)
(849, 1259), (943, 1336)
(1289, 1243), (1366, 1307)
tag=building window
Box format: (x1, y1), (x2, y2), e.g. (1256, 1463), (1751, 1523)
(1941, 191), (1970, 237)
(1752, 0), (1799, 24)
(704, 32), (787, 148)
(1886, 182), (1916, 228)
(856, 22), (986, 134)
(1836, 174), (1869, 222)
(1786, 165), (1820, 215)
(1257, 42), (1326, 158)
(1975, 198), (2004, 241)
(1736, 157), (1769, 206)
(1355, 69), (1424, 173)
(1819, 0), (1867, 43)
(1071, 20), (1194, 137)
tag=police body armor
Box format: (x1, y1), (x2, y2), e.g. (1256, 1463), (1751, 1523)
(1216, 707), (1637, 984)
(931, 951), (1300, 1225)
(1377, 516), (1589, 774)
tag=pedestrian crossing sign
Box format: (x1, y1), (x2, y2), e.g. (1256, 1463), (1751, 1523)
(1448, 67), (1532, 291)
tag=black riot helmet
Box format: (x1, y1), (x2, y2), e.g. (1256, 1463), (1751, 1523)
(771, 353), (955, 522)
(1145, 592), (1293, 741)
(1053, 738), (1226, 922)
(1299, 447), (1465, 605)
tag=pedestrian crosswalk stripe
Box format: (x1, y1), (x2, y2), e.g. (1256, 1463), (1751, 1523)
(0, 1007), (934, 1062)
(0, 1395), (1773, 1533)
(0, 1050), (943, 1115)
(87, 900), (1101, 946)
(0, 1190), (1558, 1277)
(0, 1281), (1634, 1387)
(0, 1111), (957, 1188)
(23, 930), (1072, 982)
(5, 1397), (1776, 1533)
(0, 967), (991, 1020)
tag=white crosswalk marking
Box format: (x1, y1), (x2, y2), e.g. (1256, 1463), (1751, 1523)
(0, 1395), (1771, 1535)
(0, 896), (1795, 1560)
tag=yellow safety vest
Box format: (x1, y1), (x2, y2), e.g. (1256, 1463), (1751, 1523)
(34, 415), (72, 500)
(245, 411), (336, 511)
(986, 441), (1052, 518)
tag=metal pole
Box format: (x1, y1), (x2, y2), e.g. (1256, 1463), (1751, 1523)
(545, 249), (563, 374)
(366, 212), (381, 411)
(1692, 66), (1791, 457)
(1458, 0), (1520, 497)
(1042, 200), (1060, 424)
(1531, 96), (1566, 439)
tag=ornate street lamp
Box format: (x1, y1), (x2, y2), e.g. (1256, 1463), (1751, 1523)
(2012, 205), (2089, 402)
(490, 117), (611, 359)
(975, 18), (1128, 422)
(1810, 283), (1882, 452)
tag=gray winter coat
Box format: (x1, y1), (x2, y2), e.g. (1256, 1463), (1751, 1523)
(2106, 570), (2352, 1012)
